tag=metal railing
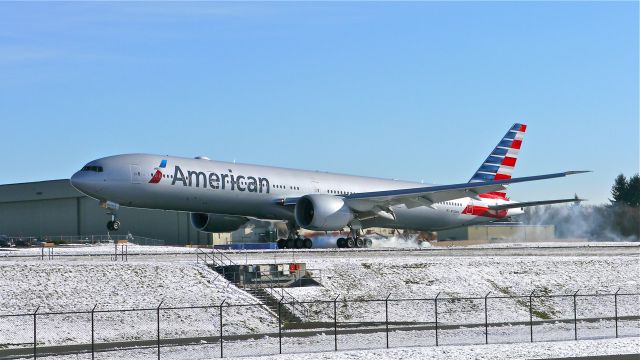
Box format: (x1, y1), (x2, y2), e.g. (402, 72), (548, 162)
(0, 289), (637, 359)
(195, 248), (238, 267)
(196, 248), (312, 320)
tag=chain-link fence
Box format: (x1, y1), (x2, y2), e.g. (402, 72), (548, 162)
(0, 290), (638, 359)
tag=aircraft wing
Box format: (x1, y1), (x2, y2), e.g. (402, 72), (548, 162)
(488, 195), (585, 210)
(344, 171), (590, 209)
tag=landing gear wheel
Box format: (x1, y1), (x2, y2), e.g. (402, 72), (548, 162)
(107, 221), (114, 231)
(303, 238), (313, 249)
(111, 220), (120, 231)
(364, 238), (373, 248)
(355, 237), (364, 248)
(277, 239), (286, 249)
(294, 237), (304, 249)
(286, 238), (295, 249)
(345, 237), (355, 248)
(337, 238), (346, 248)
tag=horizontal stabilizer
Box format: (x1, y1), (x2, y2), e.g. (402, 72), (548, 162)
(488, 195), (586, 210)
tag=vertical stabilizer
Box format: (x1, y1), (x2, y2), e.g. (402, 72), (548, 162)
(468, 123), (527, 199)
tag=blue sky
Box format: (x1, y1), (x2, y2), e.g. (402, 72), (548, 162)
(1, 2), (637, 204)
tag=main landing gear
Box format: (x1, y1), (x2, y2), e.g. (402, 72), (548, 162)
(336, 236), (372, 249)
(277, 235), (313, 249)
(276, 225), (312, 249)
(336, 228), (372, 249)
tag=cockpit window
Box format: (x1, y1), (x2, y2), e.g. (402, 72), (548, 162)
(81, 165), (103, 172)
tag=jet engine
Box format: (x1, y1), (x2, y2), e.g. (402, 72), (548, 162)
(294, 194), (354, 231)
(190, 213), (249, 233)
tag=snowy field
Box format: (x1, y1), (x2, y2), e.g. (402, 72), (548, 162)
(0, 241), (638, 359)
(24, 337), (640, 360)
(0, 261), (277, 348)
(279, 248), (640, 324)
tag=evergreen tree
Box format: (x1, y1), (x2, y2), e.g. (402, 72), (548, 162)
(611, 174), (629, 205)
(627, 174), (640, 207)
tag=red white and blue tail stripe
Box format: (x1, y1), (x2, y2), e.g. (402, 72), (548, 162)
(468, 123), (527, 199)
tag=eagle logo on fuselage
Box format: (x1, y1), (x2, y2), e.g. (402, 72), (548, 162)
(149, 159), (167, 184)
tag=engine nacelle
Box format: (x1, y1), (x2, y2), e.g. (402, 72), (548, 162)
(190, 213), (249, 233)
(294, 194), (354, 231)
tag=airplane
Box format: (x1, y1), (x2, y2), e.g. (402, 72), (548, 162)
(70, 123), (588, 249)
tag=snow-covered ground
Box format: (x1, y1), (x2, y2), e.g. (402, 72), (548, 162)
(29, 337), (640, 360)
(279, 250), (640, 324)
(0, 241), (638, 359)
(0, 261), (277, 347)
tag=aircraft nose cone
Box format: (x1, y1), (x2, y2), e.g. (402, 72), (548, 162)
(70, 171), (96, 194)
(70, 171), (85, 190)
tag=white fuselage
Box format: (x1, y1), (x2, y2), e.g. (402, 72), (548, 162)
(70, 154), (523, 232)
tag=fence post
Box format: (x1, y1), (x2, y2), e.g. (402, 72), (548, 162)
(157, 299), (164, 360)
(278, 296), (283, 354)
(385, 293), (391, 349)
(529, 290), (535, 343)
(91, 304), (97, 360)
(614, 288), (620, 338)
(33, 306), (39, 360)
(434, 292), (440, 346)
(485, 291), (491, 344)
(573, 290), (579, 340)
(219, 299), (226, 358)
(333, 295), (339, 351)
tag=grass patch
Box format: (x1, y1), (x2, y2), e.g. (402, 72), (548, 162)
(532, 309), (553, 320)
(486, 279), (559, 320)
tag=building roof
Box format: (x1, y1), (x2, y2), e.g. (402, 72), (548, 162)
(0, 179), (84, 203)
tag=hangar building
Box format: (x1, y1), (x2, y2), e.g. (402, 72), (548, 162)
(437, 223), (555, 241)
(0, 179), (216, 246)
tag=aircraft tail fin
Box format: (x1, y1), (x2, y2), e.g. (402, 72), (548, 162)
(468, 123), (527, 199)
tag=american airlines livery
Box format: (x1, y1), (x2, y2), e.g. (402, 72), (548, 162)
(70, 124), (588, 249)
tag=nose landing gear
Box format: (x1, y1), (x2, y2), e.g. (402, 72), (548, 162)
(107, 218), (121, 231)
(106, 212), (121, 231)
(100, 200), (121, 232)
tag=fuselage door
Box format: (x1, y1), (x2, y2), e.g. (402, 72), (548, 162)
(130, 165), (143, 184)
